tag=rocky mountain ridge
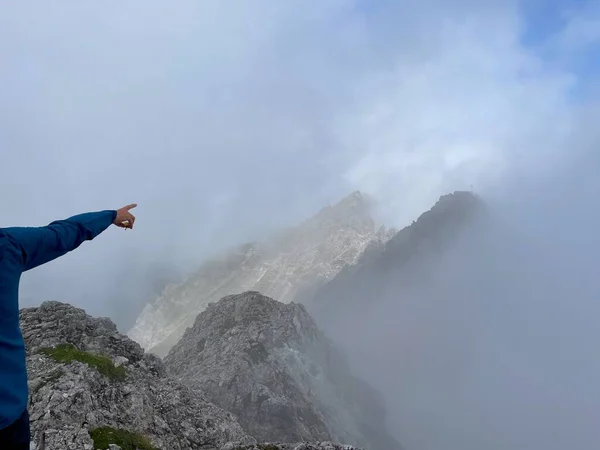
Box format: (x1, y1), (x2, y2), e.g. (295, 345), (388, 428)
(22, 301), (363, 450)
(128, 191), (395, 357)
(164, 291), (401, 450)
(300, 191), (485, 450)
(307, 190), (484, 323)
(21, 191), (483, 450)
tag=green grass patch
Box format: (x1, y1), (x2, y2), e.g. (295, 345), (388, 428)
(39, 344), (126, 381)
(90, 427), (158, 450)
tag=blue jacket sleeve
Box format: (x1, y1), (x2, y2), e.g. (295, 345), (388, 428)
(4, 210), (117, 271)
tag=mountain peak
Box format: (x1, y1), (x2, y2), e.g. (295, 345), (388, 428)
(330, 190), (370, 212)
(129, 190), (393, 355)
(165, 291), (402, 450)
(412, 190), (482, 228)
(433, 190), (480, 209)
(308, 191), (374, 232)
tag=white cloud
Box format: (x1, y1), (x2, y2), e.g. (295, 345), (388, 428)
(2, 2), (600, 450)
(1, 0), (596, 332)
(1, 0), (595, 327)
(338, 7), (579, 226)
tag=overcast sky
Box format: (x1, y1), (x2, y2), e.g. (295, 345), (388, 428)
(1, 0), (598, 339)
(2, 1), (600, 449)
(323, 120), (600, 449)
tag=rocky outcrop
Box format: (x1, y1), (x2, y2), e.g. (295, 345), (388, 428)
(22, 301), (370, 450)
(164, 292), (401, 450)
(128, 191), (395, 357)
(22, 301), (255, 450)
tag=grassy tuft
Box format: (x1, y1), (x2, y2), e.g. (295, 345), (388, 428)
(39, 344), (126, 381)
(90, 426), (158, 450)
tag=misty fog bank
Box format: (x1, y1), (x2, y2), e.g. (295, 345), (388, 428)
(4, 0), (599, 331)
(2, 2), (600, 449)
(316, 146), (600, 450)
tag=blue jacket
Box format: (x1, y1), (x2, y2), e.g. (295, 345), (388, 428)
(0, 210), (116, 429)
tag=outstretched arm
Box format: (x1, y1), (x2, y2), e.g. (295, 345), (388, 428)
(4, 204), (137, 271)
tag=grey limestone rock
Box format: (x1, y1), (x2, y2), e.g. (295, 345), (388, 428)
(22, 301), (254, 450)
(22, 301), (364, 450)
(164, 292), (401, 450)
(31, 424), (95, 450)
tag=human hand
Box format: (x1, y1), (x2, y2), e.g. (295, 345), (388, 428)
(113, 203), (137, 229)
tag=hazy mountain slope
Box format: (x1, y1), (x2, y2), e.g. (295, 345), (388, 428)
(302, 191), (494, 449)
(128, 191), (395, 357)
(164, 291), (402, 450)
(306, 191), (484, 324)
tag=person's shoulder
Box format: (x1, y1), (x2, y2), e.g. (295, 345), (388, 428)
(1, 227), (13, 239)
(0, 228), (25, 267)
(0, 228), (10, 258)
(0, 228), (24, 249)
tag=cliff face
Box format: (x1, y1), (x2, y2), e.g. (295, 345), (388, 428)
(164, 292), (401, 450)
(128, 192), (394, 357)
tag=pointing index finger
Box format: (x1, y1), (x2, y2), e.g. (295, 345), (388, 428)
(125, 203), (138, 211)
